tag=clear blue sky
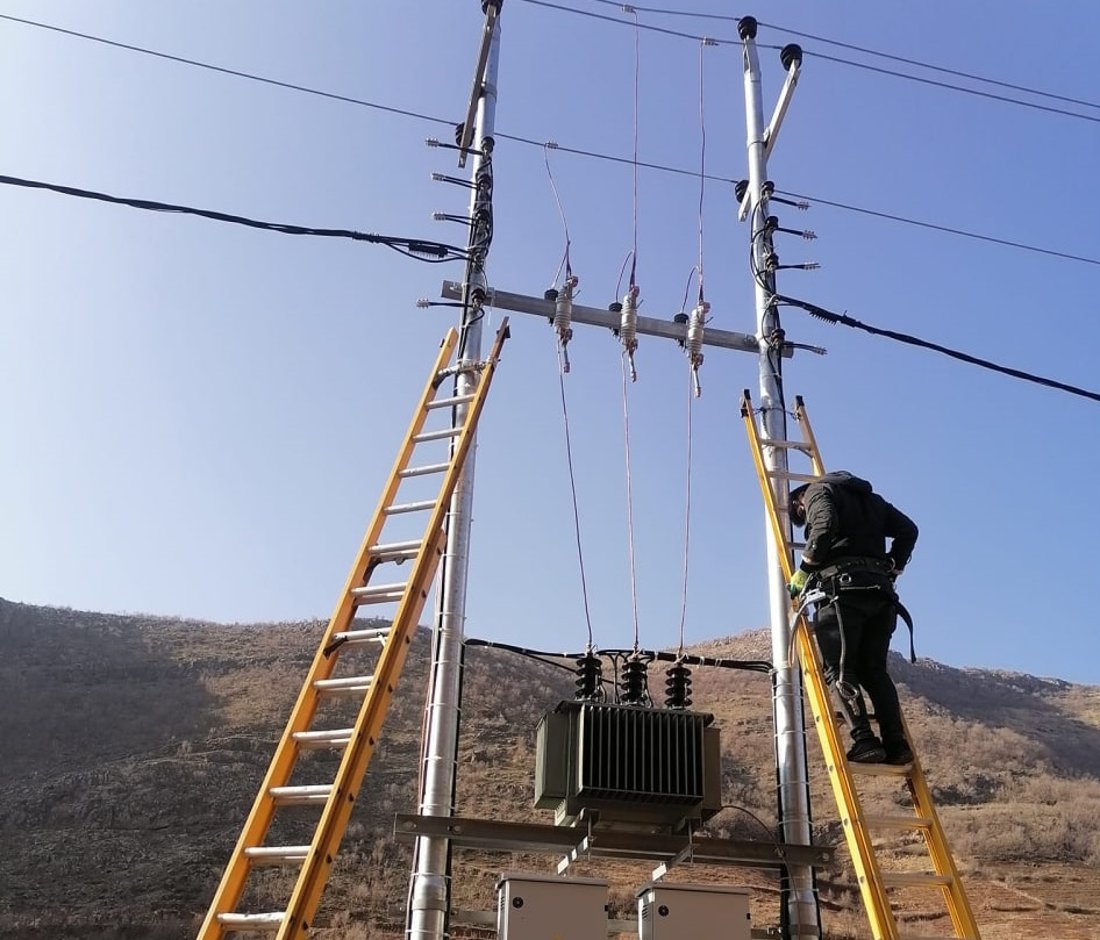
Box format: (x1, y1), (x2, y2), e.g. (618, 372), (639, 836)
(2, 2), (1098, 683)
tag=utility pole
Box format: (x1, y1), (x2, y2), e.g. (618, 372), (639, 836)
(738, 16), (821, 940)
(407, 4), (501, 939)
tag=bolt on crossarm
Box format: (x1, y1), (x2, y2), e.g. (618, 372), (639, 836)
(738, 16), (821, 940)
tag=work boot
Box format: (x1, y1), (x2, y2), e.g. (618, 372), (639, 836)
(847, 736), (887, 764)
(883, 739), (914, 766)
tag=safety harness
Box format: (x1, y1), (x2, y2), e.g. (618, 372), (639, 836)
(807, 556), (917, 667)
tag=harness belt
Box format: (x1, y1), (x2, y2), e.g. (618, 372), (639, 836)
(808, 559), (917, 664)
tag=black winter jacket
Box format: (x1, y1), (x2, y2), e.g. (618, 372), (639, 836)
(797, 471), (918, 574)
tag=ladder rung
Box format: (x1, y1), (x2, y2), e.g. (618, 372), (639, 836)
(767, 470), (819, 483)
(899, 935), (979, 940)
(314, 675), (374, 695)
(789, 540), (806, 551)
(269, 785), (333, 806)
(353, 581), (408, 597)
(412, 427), (462, 443)
(864, 813), (932, 831)
(426, 393), (475, 410)
(384, 498), (437, 515)
(849, 762), (912, 778)
(293, 728), (353, 749)
(217, 912), (284, 930)
(399, 462), (451, 478)
(330, 628), (390, 646)
(244, 845), (310, 866)
(350, 589), (405, 605)
(370, 539), (423, 560)
(759, 438), (812, 452)
(882, 871), (953, 889)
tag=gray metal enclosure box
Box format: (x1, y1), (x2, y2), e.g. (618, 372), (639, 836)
(636, 882), (752, 940)
(496, 871), (608, 940)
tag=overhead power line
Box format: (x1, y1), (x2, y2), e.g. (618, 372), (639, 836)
(3, 12), (1099, 268)
(774, 189), (1100, 267)
(512, 0), (1100, 125)
(0, 174), (468, 262)
(0, 13), (454, 128)
(777, 292), (1100, 405)
(585, 0), (1100, 113)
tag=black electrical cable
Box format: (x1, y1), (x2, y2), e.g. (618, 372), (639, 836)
(465, 637), (773, 674)
(0, 173), (468, 261)
(775, 293), (1100, 405)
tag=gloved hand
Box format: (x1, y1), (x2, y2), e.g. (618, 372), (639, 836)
(788, 569), (808, 598)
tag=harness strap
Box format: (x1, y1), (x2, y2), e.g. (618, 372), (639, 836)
(896, 600), (916, 664)
(808, 578), (917, 664)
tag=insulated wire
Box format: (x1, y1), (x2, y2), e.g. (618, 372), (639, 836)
(620, 353), (641, 650)
(613, 250), (634, 299)
(677, 369), (693, 656)
(556, 345), (596, 646)
(696, 38), (707, 304)
(629, 6), (640, 289)
(543, 142), (572, 286)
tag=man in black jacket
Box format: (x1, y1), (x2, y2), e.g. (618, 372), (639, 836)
(787, 471), (918, 765)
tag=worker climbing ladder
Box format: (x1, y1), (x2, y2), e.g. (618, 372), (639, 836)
(196, 321), (510, 939)
(741, 390), (981, 940)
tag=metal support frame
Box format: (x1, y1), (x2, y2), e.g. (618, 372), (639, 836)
(395, 814), (834, 870)
(439, 280), (790, 356)
(738, 18), (820, 940)
(406, 11), (500, 940)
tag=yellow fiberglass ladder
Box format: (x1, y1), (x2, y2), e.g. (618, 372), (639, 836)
(197, 321), (509, 939)
(741, 390), (981, 940)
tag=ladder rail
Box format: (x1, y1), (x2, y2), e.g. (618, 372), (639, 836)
(197, 323), (511, 940)
(741, 390), (899, 938)
(195, 330), (463, 938)
(906, 751), (983, 938)
(741, 389), (981, 940)
(279, 320), (510, 938)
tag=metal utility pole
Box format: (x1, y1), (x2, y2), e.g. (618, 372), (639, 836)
(738, 16), (821, 940)
(407, 4), (501, 939)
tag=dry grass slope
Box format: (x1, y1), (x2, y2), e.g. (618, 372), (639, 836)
(1, 598), (1098, 938)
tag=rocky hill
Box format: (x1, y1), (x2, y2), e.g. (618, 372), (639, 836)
(1, 598), (1098, 939)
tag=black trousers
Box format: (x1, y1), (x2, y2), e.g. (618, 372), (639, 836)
(813, 585), (905, 746)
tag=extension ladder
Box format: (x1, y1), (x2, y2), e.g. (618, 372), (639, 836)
(197, 322), (510, 939)
(741, 390), (981, 940)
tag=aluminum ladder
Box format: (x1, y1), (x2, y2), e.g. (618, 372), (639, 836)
(741, 389), (981, 940)
(197, 322), (510, 938)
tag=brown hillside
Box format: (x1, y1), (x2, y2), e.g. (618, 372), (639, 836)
(1, 599), (1098, 939)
